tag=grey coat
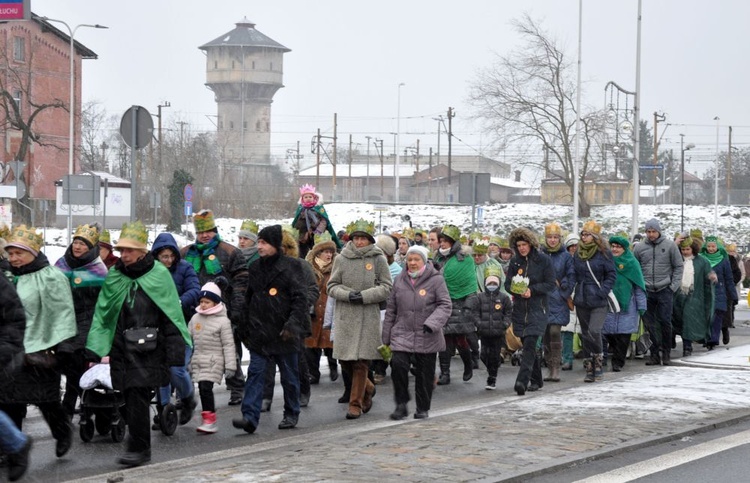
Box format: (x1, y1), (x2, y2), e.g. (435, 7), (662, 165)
(188, 305), (236, 384)
(328, 241), (393, 361)
(633, 234), (684, 293)
(382, 264), (451, 354)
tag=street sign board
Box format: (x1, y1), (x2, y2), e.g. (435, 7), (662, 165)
(184, 201), (193, 216)
(63, 175), (101, 205)
(639, 165), (664, 170)
(149, 191), (161, 209)
(120, 106), (154, 150)
(458, 173), (491, 204)
(184, 184), (193, 201)
(0, 0), (30, 20)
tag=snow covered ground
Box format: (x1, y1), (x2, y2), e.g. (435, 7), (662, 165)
(36, 202), (750, 264)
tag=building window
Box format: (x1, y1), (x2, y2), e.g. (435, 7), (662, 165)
(243, 121), (247, 130)
(13, 37), (25, 62)
(269, 62), (273, 71)
(12, 90), (21, 115)
(232, 60), (235, 69)
(252, 60), (255, 69)
(229, 121), (234, 130)
(255, 120), (261, 132)
(214, 60), (218, 69)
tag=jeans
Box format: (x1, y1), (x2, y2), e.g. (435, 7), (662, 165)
(643, 288), (674, 355)
(241, 351), (300, 427)
(263, 347), (310, 400)
(709, 310), (726, 346)
(0, 409), (28, 454)
(159, 346), (194, 404)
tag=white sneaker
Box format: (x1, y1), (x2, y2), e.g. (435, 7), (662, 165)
(197, 422), (217, 433)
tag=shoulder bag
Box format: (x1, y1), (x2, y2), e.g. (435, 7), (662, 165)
(586, 261), (620, 313)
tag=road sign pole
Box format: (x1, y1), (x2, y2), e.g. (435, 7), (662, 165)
(130, 106), (137, 221)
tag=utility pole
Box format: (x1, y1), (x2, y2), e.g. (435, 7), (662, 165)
(315, 129), (321, 188)
(447, 107), (454, 186)
(365, 136), (371, 201)
(653, 111), (665, 203)
(348, 134), (353, 200)
(415, 139), (420, 202)
(428, 147), (433, 202)
(332, 113), (337, 201)
(374, 138), (384, 197)
(728, 126), (733, 204)
(157, 101), (170, 169)
(177, 121), (188, 152)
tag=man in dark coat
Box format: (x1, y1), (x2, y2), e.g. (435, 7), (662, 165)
(181, 209), (248, 405)
(504, 227), (555, 395)
(233, 225), (308, 434)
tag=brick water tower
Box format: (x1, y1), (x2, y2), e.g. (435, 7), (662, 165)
(199, 18), (290, 164)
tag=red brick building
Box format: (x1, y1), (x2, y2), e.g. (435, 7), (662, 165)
(0, 13), (96, 202)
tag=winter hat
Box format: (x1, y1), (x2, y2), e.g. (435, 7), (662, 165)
(199, 282), (224, 304)
(238, 219), (259, 242)
(544, 222), (562, 237)
(258, 225), (283, 251)
(406, 245), (429, 264)
(376, 234), (397, 257)
(645, 218), (662, 234)
(608, 235), (630, 250)
(581, 220), (602, 238)
(193, 209), (217, 233)
(564, 233), (579, 249)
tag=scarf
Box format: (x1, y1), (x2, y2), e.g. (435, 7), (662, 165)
(681, 256), (695, 294)
(577, 241), (599, 261)
(612, 250), (646, 311)
(442, 255), (478, 299)
(184, 234), (223, 276)
(408, 265), (426, 283)
(700, 238), (727, 268)
(86, 260), (192, 357)
(196, 302), (225, 315)
(55, 250), (108, 289)
(13, 254), (77, 353)
(544, 241), (562, 253)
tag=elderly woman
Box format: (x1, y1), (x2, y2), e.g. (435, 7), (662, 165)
(87, 221), (191, 467)
(1, 225), (77, 458)
(672, 237), (713, 357)
(383, 245), (450, 420)
(328, 219), (392, 420)
(700, 236), (738, 350)
(54, 224), (109, 420)
(601, 236), (647, 372)
(572, 220), (617, 382)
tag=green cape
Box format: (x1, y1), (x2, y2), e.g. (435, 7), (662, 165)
(15, 265), (77, 353)
(612, 250), (646, 311)
(86, 262), (192, 357)
(292, 204), (343, 248)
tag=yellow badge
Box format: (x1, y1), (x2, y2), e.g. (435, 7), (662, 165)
(517, 269), (523, 275)
(208, 254), (216, 261)
(495, 303), (502, 310)
(269, 288), (278, 296)
(365, 263), (373, 271)
(195, 323), (202, 331)
(74, 277), (82, 285)
(419, 289), (427, 296)
(619, 264), (624, 269)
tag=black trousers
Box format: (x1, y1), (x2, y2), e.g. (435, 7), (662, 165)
(605, 333), (631, 368)
(515, 335), (542, 388)
(305, 347), (336, 381)
(124, 387), (152, 453)
(60, 350), (87, 416)
(391, 351), (437, 412)
(0, 401), (70, 442)
(480, 336), (503, 378)
(198, 381), (215, 413)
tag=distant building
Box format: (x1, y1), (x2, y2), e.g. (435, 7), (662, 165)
(53, 171), (131, 228)
(199, 18), (290, 164)
(0, 14), (97, 203)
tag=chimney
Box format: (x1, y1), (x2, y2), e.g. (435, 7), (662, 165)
(514, 170), (521, 182)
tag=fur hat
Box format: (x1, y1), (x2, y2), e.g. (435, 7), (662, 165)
(645, 218), (662, 234)
(308, 233), (337, 262)
(193, 209), (217, 233)
(376, 234), (397, 257)
(199, 282), (224, 304)
(281, 228), (299, 258)
(258, 225), (283, 251)
(406, 245), (429, 264)
(509, 227), (539, 250)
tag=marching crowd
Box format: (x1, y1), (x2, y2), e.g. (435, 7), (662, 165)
(0, 183), (744, 480)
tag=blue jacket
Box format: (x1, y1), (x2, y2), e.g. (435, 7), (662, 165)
(542, 247), (575, 326)
(152, 233), (201, 319)
(573, 251), (617, 309)
(603, 286), (647, 335)
(710, 257), (738, 312)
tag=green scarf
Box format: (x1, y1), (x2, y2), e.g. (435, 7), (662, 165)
(86, 261), (192, 358)
(612, 251), (646, 311)
(577, 241), (598, 261)
(184, 234), (223, 276)
(543, 241), (562, 253)
(15, 265), (77, 353)
(443, 255), (479, 299)
(700, 237), (727, 268)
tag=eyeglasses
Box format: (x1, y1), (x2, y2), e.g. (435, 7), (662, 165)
(580, 232), (592, 237)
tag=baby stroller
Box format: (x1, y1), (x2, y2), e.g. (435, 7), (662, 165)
(78, 364), (126, 442)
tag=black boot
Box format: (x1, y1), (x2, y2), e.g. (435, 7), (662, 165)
(7, 436), (31, 482)
(661, 349), (671, 366)
(583, 359), (595, 383)
(179, 394), (197, 425)
(722, 327), (730, 345)
(389, 403), (408, 420)
(437, 352), (451, 385)
(117, 449), (151, 467)
(459, 348), (473, 382)
(645, 351), (661, 366)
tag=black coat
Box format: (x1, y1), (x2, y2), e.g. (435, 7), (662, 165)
(0, 275), (26, 386)
(241, 254), (308, 355)
(108, 254), (186, 391)
(476, 290), (512, 338)
(57, 245), (105, 352)
(504, 248), (555, 338)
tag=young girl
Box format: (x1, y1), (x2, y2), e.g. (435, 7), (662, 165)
(291, 184), (342, 258)
(188, 282), (236, 433)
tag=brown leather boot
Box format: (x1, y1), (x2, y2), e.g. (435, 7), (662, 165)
(345, 360), (367, 419)
(362, 378), (376, 414)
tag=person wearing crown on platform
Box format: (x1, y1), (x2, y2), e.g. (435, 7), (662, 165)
(291, 184), (342, 259)
(237, 219), (260, 267)
(87, 221), (191, 467)
(1, 225), (77, 460)
(54, 223), (109, 420)
(182, 209), (248, 406)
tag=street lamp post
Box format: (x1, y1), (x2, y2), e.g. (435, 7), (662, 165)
(43, 18), (107, 244)
(365, 135), (371, 201)
(680, 134), (695, 233)
(395, 82), (404, 203)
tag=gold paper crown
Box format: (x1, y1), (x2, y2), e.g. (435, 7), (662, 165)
(0, 223), (9, 240)
(193, 209), (216, 233)
(345, 219), (375, 236)
(544, 222), (562, 237)
(99, 229), (111, 244)
(690, 228), (703, 240)
(314, 231), (333, 245)
(73, 224), (100, 246)
(581, 220), (602, 236)
(6, 225), (43, 253)
(484, 265), (503, 279)
(679, 236), (694, 249)
(115, 221), (148, 250)
(401, 227), (415, 241)
(240, 219), (259, 235)
(282, 224), (300, 241)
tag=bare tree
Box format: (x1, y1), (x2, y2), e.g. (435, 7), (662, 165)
(79, 100), (110, 171)
(468, 14), (605, 216)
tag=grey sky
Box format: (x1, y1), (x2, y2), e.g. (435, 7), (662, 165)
(34, 0), (750, 183)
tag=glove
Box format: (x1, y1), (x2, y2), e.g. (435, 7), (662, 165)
(348, 291), (364, 304)
(733, 299), (739, 306)
(280, 329), (295, 341)
(639, 309), (646, 317)
(422, 325), (433, 334)
(225, 369), (235, 380)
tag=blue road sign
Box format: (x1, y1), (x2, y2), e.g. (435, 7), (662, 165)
(184, 201), (193, 216)
(184, 184), (193, 201)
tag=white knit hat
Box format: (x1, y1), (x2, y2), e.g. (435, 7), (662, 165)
(199, 282), (223, 304)
(406, 245), (429, 264)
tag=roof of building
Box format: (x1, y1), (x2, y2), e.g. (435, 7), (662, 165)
(199, 18), (290, 52)
(32, 14), (98, 59)
(490, 177), (530, 189)
(54, 171), (131, 187)
(298, 163), (415, 178)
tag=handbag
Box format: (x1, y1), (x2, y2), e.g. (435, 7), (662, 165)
(123, 327), (159, 353)
(586, 261), (620, 313)
(25, 349), (58, 369)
